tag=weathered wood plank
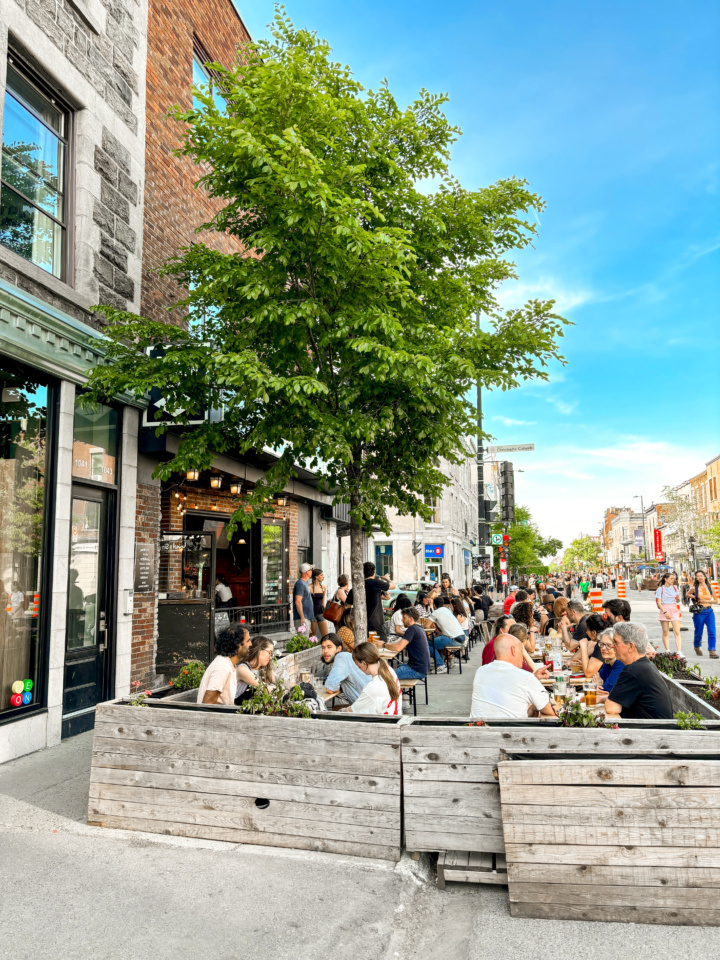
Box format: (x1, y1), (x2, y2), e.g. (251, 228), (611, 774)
(89, 782), (398, 829)
(502, 803), (719, 828)
(504, 822), (720, 847)
(92, 737), (398, 780)
(403, 781), (500, 803)
(505, 843), (720, 868)
(509, 901), (720, 926)
(89, 766), (399, 812)
(91, 752), (400, 796)
(405, 830), (505, 854)
(88, 797), (399, 846)
(89, 814), (400, 861)
(498, 759), (720, 787)
(446, 870), (507, 885)
(97, 702), (401, 743)
(404, 796), (501, 818)
(508, 862), (720, 888)
(93, 719), (399, 763)
(501, 783), (720, 808)
(403, 763), (496, 784)
(511, 881), (720, 906)
(401, 726), (720, 754)
(404, 746), (501, 764)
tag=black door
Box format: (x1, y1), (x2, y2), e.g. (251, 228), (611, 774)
(62, 485), (113, 738)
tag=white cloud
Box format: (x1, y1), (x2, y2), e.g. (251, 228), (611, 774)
(492, 416), (537, 426)
(546, 397), (578, 415)
(496, 277), (595, 314)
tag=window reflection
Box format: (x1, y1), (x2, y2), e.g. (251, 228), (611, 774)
(72, 400), (118, 485)
(0, 360), (51, 714)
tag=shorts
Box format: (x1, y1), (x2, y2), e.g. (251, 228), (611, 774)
(313, 612), (327, 623)
(658, 603), (680, 622)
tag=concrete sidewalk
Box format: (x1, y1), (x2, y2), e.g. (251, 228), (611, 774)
(0, 709), (713, 958)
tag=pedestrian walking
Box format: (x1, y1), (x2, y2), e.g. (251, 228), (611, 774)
(635, 571), (643, 593)
(579, 574), (590, 603)
(688, 571), (718, 658)
(596, 571), (605, 592)
(655, 572), (682, 654)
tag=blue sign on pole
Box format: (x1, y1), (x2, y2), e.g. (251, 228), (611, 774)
(424, 544), (444, 559)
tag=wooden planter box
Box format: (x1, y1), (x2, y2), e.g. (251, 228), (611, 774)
(499, 757), (720, 926)
(88, 700), (402, 861)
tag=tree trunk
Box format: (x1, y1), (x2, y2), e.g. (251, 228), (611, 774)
(349, 493), (368, 642)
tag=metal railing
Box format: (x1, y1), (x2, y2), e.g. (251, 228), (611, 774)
(218, 603), (291, 636)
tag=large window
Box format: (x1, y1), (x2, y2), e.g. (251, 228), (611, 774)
(72, 399), (118, 486)
(192, 40), (226, 113)
(375, 544), (393, 579)
(0, 358), (53, 716)
(0, 59), (69, 278)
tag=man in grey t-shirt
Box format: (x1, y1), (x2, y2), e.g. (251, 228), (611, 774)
(293, 563), (315, 630)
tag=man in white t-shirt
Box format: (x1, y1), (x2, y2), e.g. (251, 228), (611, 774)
(470, 634), (558, 720)
(197, 624), (251, 705)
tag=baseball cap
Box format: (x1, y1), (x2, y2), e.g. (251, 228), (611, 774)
(300, 563), (313, 574)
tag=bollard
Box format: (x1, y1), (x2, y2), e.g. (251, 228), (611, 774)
(617, 580), (626, 599)
(589, 588), (603, 613)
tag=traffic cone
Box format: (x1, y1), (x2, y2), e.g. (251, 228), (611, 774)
(617, 580), (626, 599)
(31, 593), (39, 617)
(712, 581), (719, 602)
(589, 589), (603, 613)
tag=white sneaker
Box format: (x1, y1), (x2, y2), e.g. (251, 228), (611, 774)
(436, 665), (448, 673)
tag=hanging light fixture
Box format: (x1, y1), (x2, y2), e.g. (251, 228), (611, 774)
(230, 482), (242, 495)
(210, 475), (222, 489)
(274, 494), (288, 507)
(186, 469), (199, 481)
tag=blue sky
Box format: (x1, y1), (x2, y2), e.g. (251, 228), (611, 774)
(237, 1), (720, 549)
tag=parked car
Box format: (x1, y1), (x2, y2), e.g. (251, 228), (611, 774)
(384, 580), (435, 608)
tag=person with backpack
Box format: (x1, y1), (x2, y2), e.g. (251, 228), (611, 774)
(655, 571), (682, 654)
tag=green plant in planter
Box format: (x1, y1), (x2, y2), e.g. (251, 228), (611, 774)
(652, 652), (702, 682)
(241, 679), (310, 718)
(285, 632), (319, 653)
(169, 660), (206, 690)
(701, 676), (720, 705)
(674, 711), (705, 730)
(128, 680), (152, 706)
(557, 701), (614, 728)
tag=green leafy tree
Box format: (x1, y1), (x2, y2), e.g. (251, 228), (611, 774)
(85, 13), (567, 638)
(563, 535), (603, 570)
(491, 506), (561, 574)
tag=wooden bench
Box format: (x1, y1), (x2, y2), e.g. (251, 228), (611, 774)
(437, 851), (508, 889)
(399, 677), (428, 716)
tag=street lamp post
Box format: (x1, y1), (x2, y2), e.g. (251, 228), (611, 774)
(633, 495), (649, 563)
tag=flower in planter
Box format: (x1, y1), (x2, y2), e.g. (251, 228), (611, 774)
(296, 623), (307, 634)
(309, 635), (318, 644)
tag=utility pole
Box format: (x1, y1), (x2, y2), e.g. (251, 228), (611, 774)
(633, 494), (649, 562)
(475, 313), (490, 587)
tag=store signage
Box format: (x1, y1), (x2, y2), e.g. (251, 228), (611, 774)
(424, 544), (444, 559)
(134, 543), (156, 593)
(654, 529), (663, 562)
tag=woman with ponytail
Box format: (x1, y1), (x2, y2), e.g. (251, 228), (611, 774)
(350, 642), (402, 716)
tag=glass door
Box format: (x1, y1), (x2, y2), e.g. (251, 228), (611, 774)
(62, 485), (112, 737)
(261, 520), (285, 606)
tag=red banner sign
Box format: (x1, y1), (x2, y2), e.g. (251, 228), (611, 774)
(654, 528), (663, 562)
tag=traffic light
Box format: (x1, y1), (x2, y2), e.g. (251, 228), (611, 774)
(500, 461), (515, 524)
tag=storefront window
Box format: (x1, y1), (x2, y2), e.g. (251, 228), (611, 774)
(262, 522), (284, 605)
(72, 399), (118, 485)
(0, 359), (52, 715)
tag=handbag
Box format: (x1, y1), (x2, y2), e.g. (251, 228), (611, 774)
(323, 600), (344, 623)
(689, 586), (704, 615)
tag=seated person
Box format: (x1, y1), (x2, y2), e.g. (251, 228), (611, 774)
(594, 628), (624, 696)
(511, 601), (540, 653)
(472, 587), (493, 621)
(350, 642), (402, 716)
(564, 613), (605, 675)
(384, 607), (430, 680)
(508, 589), (529, 618)
(557, 600), (588, 652)
(336, 608), (356, 652)
(416, 591), (434, 620)
(539, 594), (557, 633)
(470, 634), (557, 720)
(390, 594), (413, 636)
(450, 597), (470, 638)
(427, 597), (468, 672)
(235, 636), (276, 705)
(323, 634), (370, 704)
(197, 624), (252, 705)
(481, 616), (515, 664)
(605, 623), (673, 719)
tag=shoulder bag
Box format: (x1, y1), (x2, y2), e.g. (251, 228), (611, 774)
(323, 598), (345, 623)
(689, 586), (704, 615)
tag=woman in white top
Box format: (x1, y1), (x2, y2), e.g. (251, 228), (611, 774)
(350, 642), (402, 716)
(390, 595), (413, 636)
(655, 572), (682, 653)
(235, 636), (276, 704)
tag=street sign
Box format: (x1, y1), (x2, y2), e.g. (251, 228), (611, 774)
(487, 444), (535, 454)
(491, 534), (503, 545)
